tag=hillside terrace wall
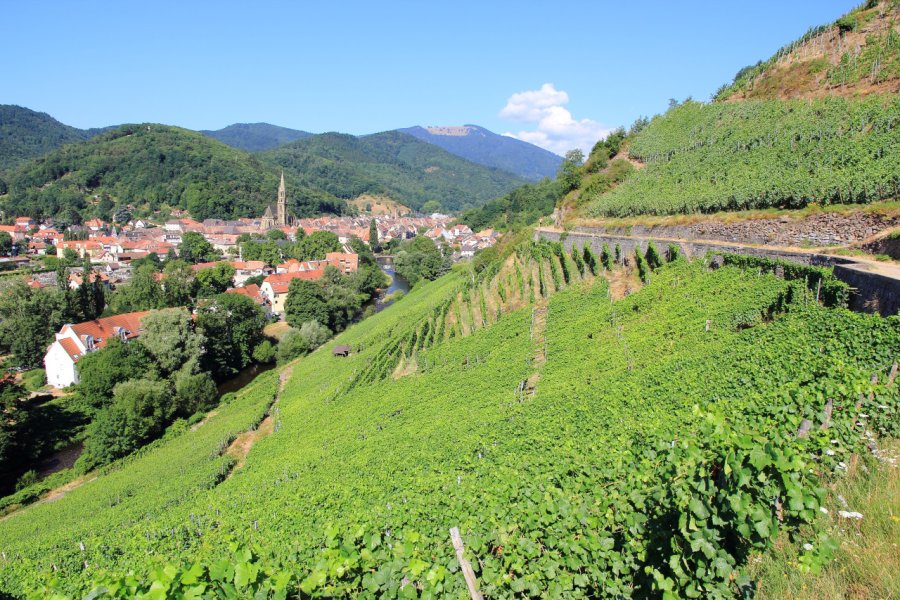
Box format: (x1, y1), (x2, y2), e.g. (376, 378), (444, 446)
(536, 228), (900, 317)
(585, 211), (899, 248)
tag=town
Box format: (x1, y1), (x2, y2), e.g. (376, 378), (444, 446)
(0, 177), (500, 390)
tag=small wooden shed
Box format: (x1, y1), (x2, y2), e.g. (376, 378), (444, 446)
(332, 344), (351, 357)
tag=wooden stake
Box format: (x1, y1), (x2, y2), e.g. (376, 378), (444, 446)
(887, 362), (898, 388)
(450, 527), (483, 600)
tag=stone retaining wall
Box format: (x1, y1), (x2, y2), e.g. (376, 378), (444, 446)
(536, 229), (900, 317)
(583, 211), (899, 248)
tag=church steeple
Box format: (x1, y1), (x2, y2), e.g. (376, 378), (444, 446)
(276, 171), (287, 227)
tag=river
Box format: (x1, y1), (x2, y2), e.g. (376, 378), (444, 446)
(374, 261), (410, 312)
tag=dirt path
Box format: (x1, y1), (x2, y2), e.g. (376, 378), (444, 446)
(223, 365), (293, 476)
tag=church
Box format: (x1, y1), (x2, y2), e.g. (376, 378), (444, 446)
(260, 171), (291, 230)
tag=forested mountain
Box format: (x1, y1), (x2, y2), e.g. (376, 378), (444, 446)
(200, 122), (313, 152)
(2, 124), (344, 222)
(396, 124), (562, 181)
(261, 130), (529, 212)
(0, 105), (101, 172)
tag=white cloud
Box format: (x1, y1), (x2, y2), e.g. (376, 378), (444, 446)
(499, 83), (611, 157)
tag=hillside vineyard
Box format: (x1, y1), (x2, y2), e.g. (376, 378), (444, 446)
(0, 243), (896, 597)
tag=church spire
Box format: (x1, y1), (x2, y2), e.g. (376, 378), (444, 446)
(277, 170), (287, 226)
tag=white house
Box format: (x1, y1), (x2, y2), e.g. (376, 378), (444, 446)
(44, 311), (149, 388)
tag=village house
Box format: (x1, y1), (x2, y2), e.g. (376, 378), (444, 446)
(57, 240), (104, 259)
(225, 283), (269, 314)
(229, 260), (268, 285)
(260, 270), (324, 315)
(44, 311), (149, 388)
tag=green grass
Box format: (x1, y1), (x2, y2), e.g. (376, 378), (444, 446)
(751, 441), (900, 599)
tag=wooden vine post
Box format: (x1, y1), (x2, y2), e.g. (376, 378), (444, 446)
(449, 527), (483, 600)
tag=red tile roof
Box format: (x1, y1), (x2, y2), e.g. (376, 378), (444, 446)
(58, 338), (83, 361)
(225, 284), (262, 300)
(64, 310), (151, 359)
(264, 270), (324, 294)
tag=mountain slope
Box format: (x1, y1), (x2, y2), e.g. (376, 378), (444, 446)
(583, 95), (899, 217)
(397, 124), (562, 181)
(3, 124), (344, 221)
(0, 245), (893, 597)
(0, 105), (96, 172)
(200, 122), (313, 152)
(261, 130), (529, 212)
(571, 1), (900, 220)
(716, 0), (899, 101)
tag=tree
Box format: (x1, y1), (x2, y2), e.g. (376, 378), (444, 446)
(174, 370), (218, 416)
(557, 149), (585, 192)
(0, 282), (69, 368)
(291, 230), (340, 261)
(277, 329), (310, 364)
(368, 219), (381, 253)
(284, 279), (329, 329)
(251, 340), (276, 364)
(0, 232), (12, 256)
(266, 229), (286, 241)
(162, 259), (196, 306)
(178, 232), (220, 264)
(421, 200), (441, 215)
(0, 379), (29, 478)
(297, 320), (331, 348)
(78, 379), (173, 470)
(91, 270), (106, 317)
(109, 263), (164, 313)
(393, 236), (450, 285)
(240, 240), (282, 266)
(78, 256), (97, 321)
(131, 252), (162, 271)
(195, 263), (236, 297)
(196, 293), (266, 379)
(74, 337), (154, 412)
(139, 308), (205, 377)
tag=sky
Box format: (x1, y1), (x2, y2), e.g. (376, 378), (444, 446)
(4, 1), (855, 156)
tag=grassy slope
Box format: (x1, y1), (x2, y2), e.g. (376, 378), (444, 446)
(261, 131), (529, 213)
(582, 95), (899, 218)
(0, 249), (896, 597)
(717, 1), (900, 101)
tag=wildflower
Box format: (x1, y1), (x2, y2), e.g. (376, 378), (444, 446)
(802, 543), (814, 551)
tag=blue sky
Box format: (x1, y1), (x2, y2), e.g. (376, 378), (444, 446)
(4, 1), (853, 155)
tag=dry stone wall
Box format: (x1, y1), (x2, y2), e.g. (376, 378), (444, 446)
(585, 211), (899, 248)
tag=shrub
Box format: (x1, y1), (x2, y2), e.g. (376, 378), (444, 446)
(252, 340), (277, 364)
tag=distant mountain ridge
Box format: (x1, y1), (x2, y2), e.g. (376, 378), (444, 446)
(396, 124), (562, 181)
(0, 105), (108, 172)
(3, 124), (343, 222)
(261, 130), (529, 213)
(200, 123), (313, 152)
